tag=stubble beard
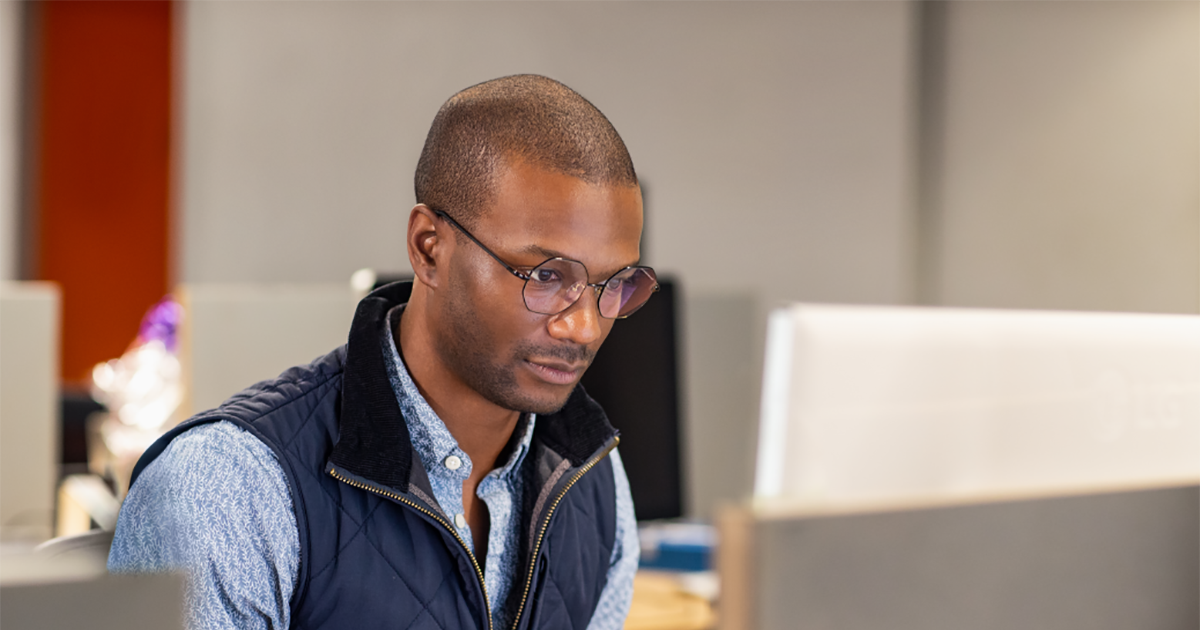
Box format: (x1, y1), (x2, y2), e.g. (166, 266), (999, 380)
(435, 283), (592, 415)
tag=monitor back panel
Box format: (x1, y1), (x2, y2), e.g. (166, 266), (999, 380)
(0, 283), (60, 542)
(1, 573), (184, 630)
(720, 484), (1200, 630)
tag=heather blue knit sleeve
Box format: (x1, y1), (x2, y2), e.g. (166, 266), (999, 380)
(108, 421), (299, 630)
(587, 448), (640, 630)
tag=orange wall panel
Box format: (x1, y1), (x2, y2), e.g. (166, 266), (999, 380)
(35, 0), (173, 383)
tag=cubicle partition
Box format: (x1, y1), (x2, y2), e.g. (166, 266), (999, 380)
(719, 484), (1199, 630)
(0, 282), (60, 543)
(721, 304), (1200, 630)
(176, 283), (360, 416)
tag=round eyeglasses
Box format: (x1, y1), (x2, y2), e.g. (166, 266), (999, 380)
(432, 208), (659, 319)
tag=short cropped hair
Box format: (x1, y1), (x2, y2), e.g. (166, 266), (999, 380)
(414, 75), (638, 228)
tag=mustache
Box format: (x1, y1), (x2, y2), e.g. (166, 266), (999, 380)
(514, 341), (595, 365)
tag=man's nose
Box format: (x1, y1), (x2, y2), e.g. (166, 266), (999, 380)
(547, 288), (604, 346)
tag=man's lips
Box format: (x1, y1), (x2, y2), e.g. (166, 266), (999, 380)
(524, 358), (587, 385)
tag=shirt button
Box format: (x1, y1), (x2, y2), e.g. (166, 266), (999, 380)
(455, 513), (467, 528)
(444, 455), (462, 471)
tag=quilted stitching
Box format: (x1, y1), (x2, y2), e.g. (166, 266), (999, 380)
(304, 493), (386, 581)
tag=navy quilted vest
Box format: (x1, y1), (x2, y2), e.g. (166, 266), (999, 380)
(132, 282), (620, 630)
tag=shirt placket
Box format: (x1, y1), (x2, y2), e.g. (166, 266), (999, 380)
(431, 444), (473, 544)
(477, 471), (512, 615)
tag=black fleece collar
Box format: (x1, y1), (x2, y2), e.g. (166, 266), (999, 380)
(329, 282), (618, 495)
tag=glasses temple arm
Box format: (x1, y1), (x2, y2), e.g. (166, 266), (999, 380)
(432, 208), (530, 281)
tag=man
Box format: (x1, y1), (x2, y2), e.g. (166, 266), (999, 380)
(108, 75), (657, 630)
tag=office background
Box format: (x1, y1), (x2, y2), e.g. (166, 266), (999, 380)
(0, 1), (1196, 519)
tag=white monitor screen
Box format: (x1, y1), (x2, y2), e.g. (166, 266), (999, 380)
(754, 304), (1200, 506)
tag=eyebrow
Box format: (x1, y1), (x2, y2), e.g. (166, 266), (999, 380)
(515, 243), (641, 278)
(518, 244), (568, 260)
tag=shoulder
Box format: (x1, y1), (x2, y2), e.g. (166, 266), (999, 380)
(214, 346), (348, 423)
(110, 421), (300, 628)
(133, 346), (349, 483)
(608, 449), (631, 496)
(154, 420), (286, 482)
(608, 447), (628, 474)
(111, 420), (299, 580)
(121, 420), (295, 535)
(608, 448), (637, 529)
(583, 447), (641, 630)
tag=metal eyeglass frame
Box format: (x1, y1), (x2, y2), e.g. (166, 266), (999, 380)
(430, 207), (659, 319)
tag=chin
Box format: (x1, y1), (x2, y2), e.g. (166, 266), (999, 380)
(500, 383), (574, 415)
(506, 386), (576, 415)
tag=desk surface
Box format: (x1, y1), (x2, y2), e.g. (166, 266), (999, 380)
(625, 571), (715, 630)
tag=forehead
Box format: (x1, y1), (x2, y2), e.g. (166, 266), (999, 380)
(478, 161), (643, 275)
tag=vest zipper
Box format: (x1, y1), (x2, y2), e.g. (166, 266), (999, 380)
(327, 466), (494, 630)
(509, 437), (619, 630)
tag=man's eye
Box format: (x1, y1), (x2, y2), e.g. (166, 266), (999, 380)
(532, 269), (562, 284)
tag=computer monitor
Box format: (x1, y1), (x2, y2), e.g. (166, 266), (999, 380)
(580, 279), (682, 521)
(754, 304), (1200, 506)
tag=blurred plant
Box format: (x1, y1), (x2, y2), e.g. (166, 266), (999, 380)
(91, 297), (184, 460)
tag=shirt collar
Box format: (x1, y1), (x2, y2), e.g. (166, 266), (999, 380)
(381, 304), (536, 482)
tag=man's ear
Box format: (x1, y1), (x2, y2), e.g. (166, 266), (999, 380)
(407, 204), (447, 289)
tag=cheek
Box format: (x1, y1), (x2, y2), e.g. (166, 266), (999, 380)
(451, 250), (505, 313)
(456, 261), (544, 351)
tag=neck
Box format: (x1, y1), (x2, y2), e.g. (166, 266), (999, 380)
(397, 291), (521, 473)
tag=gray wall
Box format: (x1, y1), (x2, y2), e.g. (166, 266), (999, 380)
(926, 1), (1199, 314)
(0, 0), (19, 282)
(180, 1), (919, 517)
(180, 1), (917, 305)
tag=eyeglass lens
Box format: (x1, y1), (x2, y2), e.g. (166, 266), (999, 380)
(522, 259), (658, 318)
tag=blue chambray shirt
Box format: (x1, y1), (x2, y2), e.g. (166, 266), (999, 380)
(109, 305), (639, 630)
